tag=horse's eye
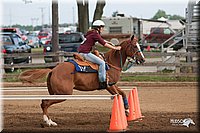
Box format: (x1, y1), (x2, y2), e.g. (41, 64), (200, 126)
(133, 45), (137, 48)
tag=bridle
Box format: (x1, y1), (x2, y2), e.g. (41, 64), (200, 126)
(107, 40), (142, 71)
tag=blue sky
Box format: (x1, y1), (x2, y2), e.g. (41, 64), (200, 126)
(1, 0), (190, 26)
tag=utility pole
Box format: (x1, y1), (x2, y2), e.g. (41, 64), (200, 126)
(31, 18), (39, 31)
(39, 7), (45, 29)
(31, 18), (35, 31)
(9, 9), (12, 27)
(52, 0), (59, 62)
(22, 0), (32, 4)
(72, 7), (75, 26)
(49, 3), (51, 28)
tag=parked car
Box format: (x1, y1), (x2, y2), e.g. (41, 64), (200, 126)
(43, 32), (84, 62)
(37, 31), (52, 46)
(40, 37), (51, 46)
(27, 34), (40, 48)
(37, 31), (52, 39)
(143, 27), (175, 45)
(1, 27), (22, 36)
(1, 32), (32, 72)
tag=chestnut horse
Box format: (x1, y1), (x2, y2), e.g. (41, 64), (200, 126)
(19, 35), (145, 126)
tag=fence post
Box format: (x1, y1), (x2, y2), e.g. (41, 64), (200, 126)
(175, 53), (180, 73)
(59, 52), (64, 62)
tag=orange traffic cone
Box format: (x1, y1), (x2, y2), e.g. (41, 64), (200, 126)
(147, 45), (151, 52)
(132, 88), (144, 120)
(118, 95), (128, 130)
(126, 90), (137, 121)
(108, 95), (124, 132)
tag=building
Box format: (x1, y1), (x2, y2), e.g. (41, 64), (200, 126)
(101, 14), (184, 44)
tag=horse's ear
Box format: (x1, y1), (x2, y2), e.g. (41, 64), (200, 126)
(130, 35), (135, 41)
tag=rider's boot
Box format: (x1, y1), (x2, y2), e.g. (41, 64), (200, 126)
(98, 81), (107, 90)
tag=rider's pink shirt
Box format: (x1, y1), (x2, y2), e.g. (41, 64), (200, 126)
(78, 30), (106, 53)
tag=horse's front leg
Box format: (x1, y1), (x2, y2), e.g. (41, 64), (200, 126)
(106, 85), (119, 95)
(115, 86), (129, 116)
(106, 85), (129, 116)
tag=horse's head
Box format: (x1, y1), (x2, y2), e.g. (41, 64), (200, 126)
(182, 118), (195, 127)
(124, 35), (145, 64)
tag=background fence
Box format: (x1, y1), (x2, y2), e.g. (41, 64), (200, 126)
(2, 51), (199, 73)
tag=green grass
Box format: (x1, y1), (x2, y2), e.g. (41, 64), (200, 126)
(31, 47), (43, 53)
(3, 68), (198, 82)
(120, 75), (197, 82)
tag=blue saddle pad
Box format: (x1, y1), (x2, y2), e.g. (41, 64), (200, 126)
(68, 60), (109, 73)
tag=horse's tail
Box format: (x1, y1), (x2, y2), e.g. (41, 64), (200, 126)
(18, 69), (52, 83)
(47, 71), (54, 95)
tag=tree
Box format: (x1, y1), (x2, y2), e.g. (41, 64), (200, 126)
(168, 15), (184, 20)
(152, 9), (184, 20)
(52, 0), (59, 62)
(77, 0), (89, 34)
(152, 9), (167, 20)
(92, 0), (106, 22)
(77, 0), (106, 33)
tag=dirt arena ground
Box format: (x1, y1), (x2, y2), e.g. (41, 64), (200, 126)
(2, 82), (199, 133)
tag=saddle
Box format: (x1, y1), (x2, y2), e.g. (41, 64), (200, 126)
(73, 53), (99, 70)
(69, 51), (109, 73)
(69, 52), (116, 88)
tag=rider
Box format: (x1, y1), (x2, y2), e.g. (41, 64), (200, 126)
(78, 20), (121, 90)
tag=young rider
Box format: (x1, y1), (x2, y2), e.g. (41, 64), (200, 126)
(78, 20), (121, 90)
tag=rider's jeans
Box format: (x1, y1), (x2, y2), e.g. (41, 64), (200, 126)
(79, 53), (106, 82)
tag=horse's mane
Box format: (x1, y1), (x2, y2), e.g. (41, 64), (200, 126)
(106, 39), (130, 55)
(104, 39), (130, 68)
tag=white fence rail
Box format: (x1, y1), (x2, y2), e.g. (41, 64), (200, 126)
(1, 95), (115, 100)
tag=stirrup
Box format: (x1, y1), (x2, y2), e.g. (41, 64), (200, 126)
(108, 82), (116, 86)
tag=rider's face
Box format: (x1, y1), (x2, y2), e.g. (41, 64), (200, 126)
(99, 27), (104, 33)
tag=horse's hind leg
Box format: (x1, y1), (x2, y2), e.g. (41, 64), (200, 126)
(41, 99), (66, 126)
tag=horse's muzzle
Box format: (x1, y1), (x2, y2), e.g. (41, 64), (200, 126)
(136, 58), (145, 65)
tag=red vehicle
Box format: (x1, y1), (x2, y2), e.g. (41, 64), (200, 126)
(0, 28), (22, 36)
(143, 27), (174, 44)
(37, 31), (52, 40)
(37, 31), (52, 46)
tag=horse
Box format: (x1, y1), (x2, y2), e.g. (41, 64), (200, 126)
(182, 118), (195, 127)
(19, 35), (145, 126)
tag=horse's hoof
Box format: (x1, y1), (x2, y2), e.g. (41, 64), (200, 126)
(125, 110), (130, 117)
(49, 119), (58, 126)
(40, 123), (45, 128)
(43, 115), (57, 126)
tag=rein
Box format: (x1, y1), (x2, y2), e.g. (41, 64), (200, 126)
(118, 40), (141, 71)
(106, 62), (122, 71)
(107, 40), (137, 71)
(106, 40), (141, 71)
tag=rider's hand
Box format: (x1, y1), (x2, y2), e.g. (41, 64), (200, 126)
(115, 46), (121, 50)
